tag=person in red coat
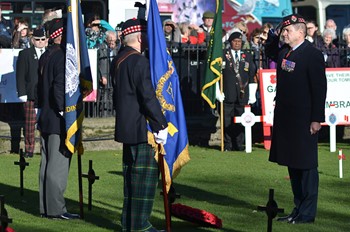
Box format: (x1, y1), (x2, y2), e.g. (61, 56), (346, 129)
(265, 14), (327, 224)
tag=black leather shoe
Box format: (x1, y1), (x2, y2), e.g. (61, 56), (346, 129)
(24, 152), (33, 158)
(289, 215), (315, 224)
(47, 212), (80, 220)
(277, 211), (298, 222)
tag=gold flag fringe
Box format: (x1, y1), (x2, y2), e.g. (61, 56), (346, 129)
(148, 131), (190, 193)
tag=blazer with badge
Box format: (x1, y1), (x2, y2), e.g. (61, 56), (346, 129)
(222, 48), (256, 104)
(16, 46), (40, 100)
(111, 46), (167, 144)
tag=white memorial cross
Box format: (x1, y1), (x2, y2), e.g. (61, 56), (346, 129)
(325, 104), (338, 152)
(234, 105), (263, 153)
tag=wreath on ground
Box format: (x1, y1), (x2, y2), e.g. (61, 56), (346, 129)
(170, 203), (222, 228)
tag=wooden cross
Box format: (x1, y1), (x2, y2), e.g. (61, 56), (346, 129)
(257, 189), (284, 232)
(234, 105), (264, 153)
(0, 196), (12, 232)
(82, 160), (99, 210)
(14, 149), (29, 196)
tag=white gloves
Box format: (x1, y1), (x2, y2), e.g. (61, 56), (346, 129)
(59, 111), (64, 116)
(153, 127), (168, 145)
(35, 108), (41, 124)
(248, 83), (258, 104)
(215, 82), (225, 102)
(18, 95), (27, 102)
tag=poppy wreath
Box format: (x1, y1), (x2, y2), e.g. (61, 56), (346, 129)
(170, 203), (222, 228)
(0, 226), (15, 232)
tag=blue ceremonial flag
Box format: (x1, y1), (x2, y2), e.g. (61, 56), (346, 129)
(147, 0), (190, 191)
(65, 0), (93, 154)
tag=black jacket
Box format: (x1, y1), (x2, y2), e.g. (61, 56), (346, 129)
(111, 46), (167, 144)
(36, 44), (65, 134)
(16, 46), (40, 100)
(222, 49), (256, 105)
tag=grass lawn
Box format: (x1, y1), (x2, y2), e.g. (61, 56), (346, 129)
(0, 143), (350, 232)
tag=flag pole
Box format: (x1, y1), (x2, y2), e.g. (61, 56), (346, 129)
(220, 73), (224, 152)
(158, 144), (171, 232)
(78, 147), (84, 219)
(74, 0), (84, 219)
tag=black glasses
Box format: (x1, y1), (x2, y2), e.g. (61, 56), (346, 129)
(34, 38), (46, 41)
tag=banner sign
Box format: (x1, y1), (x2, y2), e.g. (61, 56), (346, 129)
(0, 49), (98, 103)
(260, 68), (350, 126)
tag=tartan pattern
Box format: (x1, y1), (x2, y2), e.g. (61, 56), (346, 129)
(24, 100), (36, 153)
(121, 143), (159, 232)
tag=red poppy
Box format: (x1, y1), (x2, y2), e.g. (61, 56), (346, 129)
(241, 54), (246, 59)
(171, 203), (222, 228)
(270, 74), (277, 84)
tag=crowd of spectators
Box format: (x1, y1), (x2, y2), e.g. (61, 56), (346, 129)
(2, 5), (350, 148)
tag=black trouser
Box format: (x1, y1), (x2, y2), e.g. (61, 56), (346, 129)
(223, 102), (244, 150)
(288, 167), (319, 219)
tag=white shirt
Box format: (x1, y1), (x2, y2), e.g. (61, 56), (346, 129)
(231, 49), (241, 62)
(35, 47), (45, 59)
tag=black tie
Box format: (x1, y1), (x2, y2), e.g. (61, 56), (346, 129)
(235, 51), (239, 62)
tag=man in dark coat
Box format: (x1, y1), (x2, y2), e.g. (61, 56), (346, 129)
(111, 18), (168, 232)
(36, 18), (79, 220)
(265, 14), (327, 224)
(16, 27), (47, 158)
(0, 4), (14, 48)
(97, 30), (119, 116)
(222, 31), (257, 151)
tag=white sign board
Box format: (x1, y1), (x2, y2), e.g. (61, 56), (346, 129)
(0, 48), (98, 103)
(260, 68), (350, 126)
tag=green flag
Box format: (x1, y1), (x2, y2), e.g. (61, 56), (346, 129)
(201, 0), (223, 109)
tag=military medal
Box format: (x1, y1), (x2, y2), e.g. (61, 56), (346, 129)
(281, 58), (295, 72)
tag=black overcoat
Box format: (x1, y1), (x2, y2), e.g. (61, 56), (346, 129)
(16, 46), (40, 100)
(111, 46), (167, 144)
(36, 44), (65, 135)
(266, 39), (327, 169)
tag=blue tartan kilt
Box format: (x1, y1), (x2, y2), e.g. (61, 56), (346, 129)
(121, 143), (160, 232)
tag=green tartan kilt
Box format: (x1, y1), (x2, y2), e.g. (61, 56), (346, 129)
(121, 143), (159, 232)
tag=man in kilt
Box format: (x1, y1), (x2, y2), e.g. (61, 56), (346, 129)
(16, 27), (47, 158)
(111, 18), (168, 232)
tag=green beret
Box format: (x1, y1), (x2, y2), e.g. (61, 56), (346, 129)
(203, 11), (215, 19)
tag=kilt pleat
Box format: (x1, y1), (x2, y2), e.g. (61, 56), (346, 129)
(121, 143), (159, 232)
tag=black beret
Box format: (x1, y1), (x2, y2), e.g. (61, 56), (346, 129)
(46, 18), (64, 39)
(282, 14), (306, 29)
(32, 27), (46, 38)
(228, 31), (243, 42)
(121, 18), (147, 37)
